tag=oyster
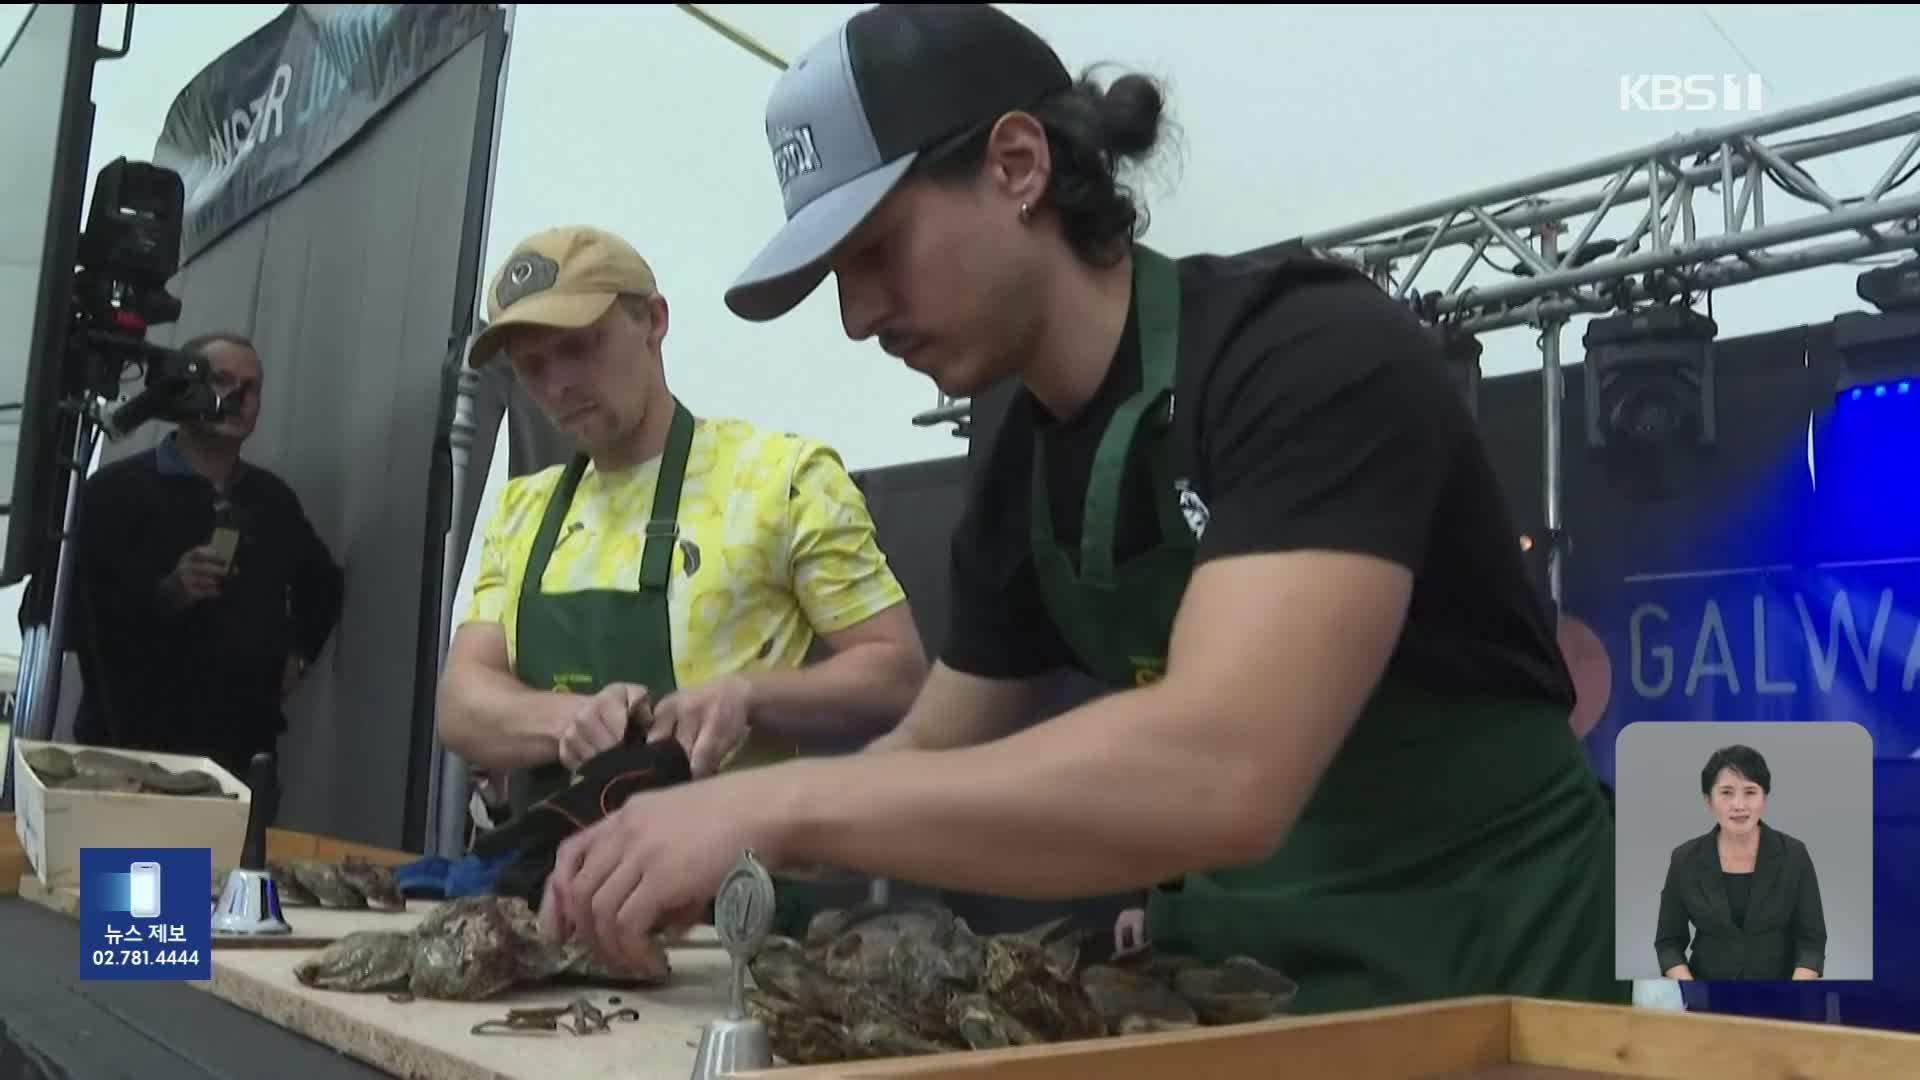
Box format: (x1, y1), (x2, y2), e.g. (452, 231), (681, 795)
(293, 895), (670, 1002)
(294, 930), (414, 991)
(270, 862), (320, 906)
(214, 858), (406, 910)
(336, 856), (406, 912)
(58, 772), (145, 794)
(26, 746), (236, 798)
(72, 748), (149, 782)
(291, 861), (368, 909)
(22, 746), (75, 783)
(137, 765), (221, 796)
(746, 901), (1297, 1066)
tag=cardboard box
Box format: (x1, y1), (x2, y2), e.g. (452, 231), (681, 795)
(11, 738), (251, 891)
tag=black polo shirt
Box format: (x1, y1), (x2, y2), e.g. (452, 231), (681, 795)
(943, 246), (1574, 707)
(69, 435), (345, 769)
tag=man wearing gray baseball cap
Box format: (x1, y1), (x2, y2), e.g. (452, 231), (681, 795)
(548, 4), (1628, 1021)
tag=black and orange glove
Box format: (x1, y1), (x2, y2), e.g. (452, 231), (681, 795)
(476, 738), (693, 905)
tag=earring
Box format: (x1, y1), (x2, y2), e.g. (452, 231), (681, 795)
(1018, 201), (1033, 224)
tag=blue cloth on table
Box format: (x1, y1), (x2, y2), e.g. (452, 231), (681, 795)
(391, 851), (516, 899)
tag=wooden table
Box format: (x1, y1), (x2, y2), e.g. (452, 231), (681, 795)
(749, 995), (1920, 1080)
(7, 823), (740, 1079)
(200, 920), (736, 1080)
(11, 824), (1917, 1079)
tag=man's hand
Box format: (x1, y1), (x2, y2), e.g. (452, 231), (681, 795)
(1664, 964), (1695, 980)
(167, 545), (227, 604)
(649, 675), (754, 778)
(557, 682), (653, 772)
(540, 766), (781, 970)
(1113, 907), (1147, 954)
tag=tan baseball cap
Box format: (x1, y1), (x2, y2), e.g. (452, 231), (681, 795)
(469, 225), (658, 367)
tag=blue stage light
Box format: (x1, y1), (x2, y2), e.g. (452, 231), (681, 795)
(1838, 379), (1917, 403)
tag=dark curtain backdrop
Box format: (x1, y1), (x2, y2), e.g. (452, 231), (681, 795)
(83, 17), (509, 849)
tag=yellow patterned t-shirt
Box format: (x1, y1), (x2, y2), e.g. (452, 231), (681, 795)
(463, 416), (907, 767)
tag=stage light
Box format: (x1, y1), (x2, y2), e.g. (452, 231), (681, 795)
(1856, 256), (1920, 313)
(1582, 305), (1718, 454)
(1832, 257), (1920, 404)
(1441, 327), (1482, 420)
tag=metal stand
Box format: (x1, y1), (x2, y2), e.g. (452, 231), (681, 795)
(1301, 75), (1920, 333)
(424, 365), (480, 857)
(421, 3), (518, 858)
(1534, 222), (1567, 608)
(12, 415), (102, 745)
(1302, 74), (1920, 605)
(690, 850), (776, 1079)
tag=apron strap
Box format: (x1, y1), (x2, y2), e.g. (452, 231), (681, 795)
(637, 400), (695, 592)
(1032, 245), (1184, 588)
(519, 453), (593, 620)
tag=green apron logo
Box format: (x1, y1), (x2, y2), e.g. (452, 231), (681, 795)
(550, 673), (594, 693)
(1130, 656), (1167, 687)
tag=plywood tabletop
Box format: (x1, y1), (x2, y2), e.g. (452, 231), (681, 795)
(200, 927), (737, 1080)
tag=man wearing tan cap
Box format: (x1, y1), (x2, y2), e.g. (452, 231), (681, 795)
(436, 225), (927, 822)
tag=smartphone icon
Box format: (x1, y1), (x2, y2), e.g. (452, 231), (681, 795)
(129, 861), (163, 919)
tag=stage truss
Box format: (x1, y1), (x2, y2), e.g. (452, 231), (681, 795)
(912, 74), (1920, 601)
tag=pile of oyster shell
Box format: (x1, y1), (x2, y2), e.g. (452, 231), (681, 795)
(747, 901), (1298, 1065)
(23, 745), (235, 798)
(211, 856), (408, 912)
(292, 895), (670, 1002)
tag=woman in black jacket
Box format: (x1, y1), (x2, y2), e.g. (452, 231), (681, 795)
(1655, 745), (1827, 981)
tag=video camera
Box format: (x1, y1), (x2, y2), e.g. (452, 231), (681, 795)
(68, 157), (229, 439)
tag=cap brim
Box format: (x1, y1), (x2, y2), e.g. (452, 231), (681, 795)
(468, 291), (619, 367)
(725, 153), (917, 323)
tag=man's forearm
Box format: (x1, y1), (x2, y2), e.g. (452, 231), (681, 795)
(745, 641), (925, 742)
(438, 662), (570, 770)
(761, 680), (1278, 899)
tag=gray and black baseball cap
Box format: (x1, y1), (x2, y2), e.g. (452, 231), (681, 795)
(724, 4), (1072, 323)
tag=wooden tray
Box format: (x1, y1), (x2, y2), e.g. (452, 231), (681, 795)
(750, 996), (1920, 1080)
(0, 812), (25, 897)
(200, 933), (736, 1080)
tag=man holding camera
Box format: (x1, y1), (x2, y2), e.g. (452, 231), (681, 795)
(70, 331), (345, 823)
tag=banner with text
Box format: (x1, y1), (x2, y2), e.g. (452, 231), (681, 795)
(153, 3), (495, 263)
(1566, 399), (1920, 781)
(1578, 562), (1920, 780)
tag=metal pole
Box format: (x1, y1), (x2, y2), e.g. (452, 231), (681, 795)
(429, 367), (480, 857)
(1409, 188), (1920, 319)
(1303, 75), (1920, 252)
(1535, 224), (1565, 610)
(1457, 222), (1917, 335)
(421, 1), (517, 856)
(14, 629), (43, 736)
(20, 419), (100, 741)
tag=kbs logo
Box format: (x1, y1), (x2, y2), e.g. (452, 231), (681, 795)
(1619, 74), (1764, 113)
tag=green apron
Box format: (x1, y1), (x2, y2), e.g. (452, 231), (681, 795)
(1030, 245), (1629, 1015)
(507, 398), (821, 937)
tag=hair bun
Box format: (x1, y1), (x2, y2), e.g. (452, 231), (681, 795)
(1097, 73), (1164, 160)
